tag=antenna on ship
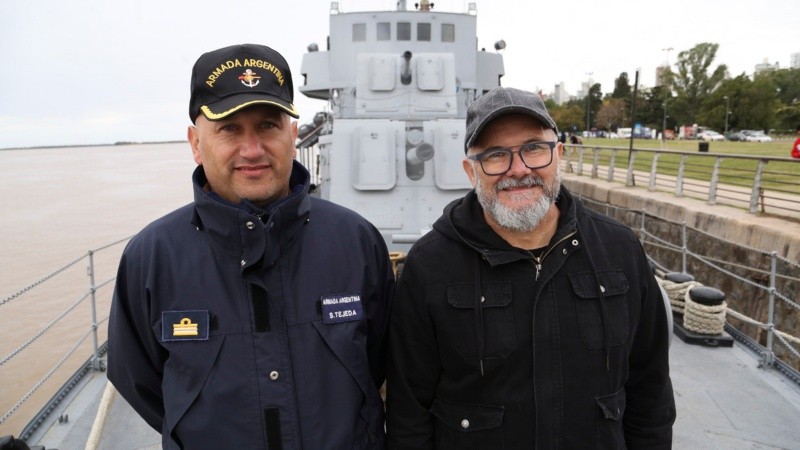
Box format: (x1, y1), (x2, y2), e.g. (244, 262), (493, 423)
(397, 0), (406, 10)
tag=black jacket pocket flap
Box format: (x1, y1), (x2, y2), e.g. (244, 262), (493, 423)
(430, 398), (504, 432)
(596, 388), (626, 421)
(569, 269), (629, 299)
(447, 281), (512, 308)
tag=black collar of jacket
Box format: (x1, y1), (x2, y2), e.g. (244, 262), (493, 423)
(435, 186), (579, 267)
(189, 160), (311, 269)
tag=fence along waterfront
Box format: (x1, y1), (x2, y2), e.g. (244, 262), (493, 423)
(564, 144), (800, 219)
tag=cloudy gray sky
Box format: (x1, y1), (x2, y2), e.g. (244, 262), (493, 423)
(1, 0), (797, 148)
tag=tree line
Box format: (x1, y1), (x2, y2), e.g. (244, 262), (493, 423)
(546, 42), (800, 136)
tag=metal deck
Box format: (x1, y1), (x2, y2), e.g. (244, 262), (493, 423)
(25, 335), (800, 449)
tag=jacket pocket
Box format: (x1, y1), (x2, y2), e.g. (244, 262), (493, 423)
(595, 388), (626, 449)
(569, 269), (630, 349)
(430, 398), (504, 450)
(161, 335), (229, 449)
(312, 321), (384, 447)
(446, 281), (516, 359)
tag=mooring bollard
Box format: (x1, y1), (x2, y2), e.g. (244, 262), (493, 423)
(664, 272), (694, 283)
(684, 286), (727, 335)
(661, 272), (696, 316)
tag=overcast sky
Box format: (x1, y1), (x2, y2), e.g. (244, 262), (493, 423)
(1, 0), (797, 149)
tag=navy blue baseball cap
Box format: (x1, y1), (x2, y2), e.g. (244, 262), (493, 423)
(189, 44), (299, 122)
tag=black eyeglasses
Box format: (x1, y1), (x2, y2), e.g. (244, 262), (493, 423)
(467, 141), (557, 175)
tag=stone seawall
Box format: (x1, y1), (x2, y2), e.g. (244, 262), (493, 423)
(562, 174), (800, 370)
(561, 174), (800, 261)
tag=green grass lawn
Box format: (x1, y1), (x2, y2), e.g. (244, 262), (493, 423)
(570, 138), (799, 195)
(583, 137), (794, 157)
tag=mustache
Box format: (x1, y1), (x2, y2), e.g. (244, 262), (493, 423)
(495, 176), (545, 190)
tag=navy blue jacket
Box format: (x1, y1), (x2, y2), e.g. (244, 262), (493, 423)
(386, 187), (675, 449)
(108, 162), (394, 449)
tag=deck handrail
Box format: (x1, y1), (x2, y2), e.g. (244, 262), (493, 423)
(1, 237), (130, 436)
(575, 194), (800, 384)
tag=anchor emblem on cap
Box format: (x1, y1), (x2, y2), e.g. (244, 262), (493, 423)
(173, 318), (199, 337)
(238, 69), (261, 88)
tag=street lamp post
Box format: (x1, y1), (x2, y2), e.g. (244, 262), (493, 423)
(585, 96), (590, 134)
(629, 69), (639, 152)
(585, 72), (593, 135)
(661, 47), (673, 141)
(723, 95), (730, 136)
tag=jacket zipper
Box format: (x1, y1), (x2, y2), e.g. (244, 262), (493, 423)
(530, 230), (576, 280)
(531, 229), (576, 448)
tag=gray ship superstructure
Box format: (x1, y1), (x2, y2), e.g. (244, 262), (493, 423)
(298, 0), (504, 249)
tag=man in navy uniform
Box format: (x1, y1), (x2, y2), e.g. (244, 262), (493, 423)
(108, 44), (394, 449)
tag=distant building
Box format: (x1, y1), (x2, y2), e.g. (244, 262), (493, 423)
(754, 58), (779, 74)
(537, 90), (549, 102)
(577, 77), (594, 99)
(552, 82), (569, 105)
(791, 52), (800, 69)
(655, 65), (670, 87)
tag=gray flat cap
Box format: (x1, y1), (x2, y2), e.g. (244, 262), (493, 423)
(465, 87), (558, 152)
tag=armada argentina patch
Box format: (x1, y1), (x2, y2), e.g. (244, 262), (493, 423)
(162, 310), (210, 341)
(321, 293), (363, 324)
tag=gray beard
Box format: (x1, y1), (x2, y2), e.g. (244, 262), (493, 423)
(475, 165), (561, 233)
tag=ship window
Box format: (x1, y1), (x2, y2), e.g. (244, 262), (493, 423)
(377, 22), (391, 41)
(353, 23), (366, 42)
(397, 22), (411, 41)
(417, 23), (431, 41)
(442, 23), (455, 42)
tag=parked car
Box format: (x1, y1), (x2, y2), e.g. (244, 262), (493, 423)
(741, 130), (773, 142)
(698, 130), (725, 141)
(727, 131), (747, 141)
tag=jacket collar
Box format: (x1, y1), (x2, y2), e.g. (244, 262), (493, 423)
(189, 161), (311, 269)
(434, 186), (578, 266)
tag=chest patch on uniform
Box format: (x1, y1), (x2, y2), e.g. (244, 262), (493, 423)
(321, 293), (363, 324)
(162, 310), (210, 341)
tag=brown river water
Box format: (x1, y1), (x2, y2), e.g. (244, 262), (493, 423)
(0, 142), (196, 435)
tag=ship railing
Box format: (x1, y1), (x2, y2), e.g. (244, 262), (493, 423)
(0, 236), (131, 438)
(295, 114), (327, 190)
(296, 146), (321, 190)
(563, 144), (800, 220)
(574, 194), (800, 384)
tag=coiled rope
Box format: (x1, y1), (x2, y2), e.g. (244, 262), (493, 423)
(656, 278), (700, 315)
(683, 289), (727, 335)
(657, 277), (727, 335)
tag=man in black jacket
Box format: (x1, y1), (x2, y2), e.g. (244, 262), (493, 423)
(386, 87), (675, 449)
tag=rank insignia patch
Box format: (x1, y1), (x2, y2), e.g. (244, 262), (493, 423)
(162, 310), (210, 341)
